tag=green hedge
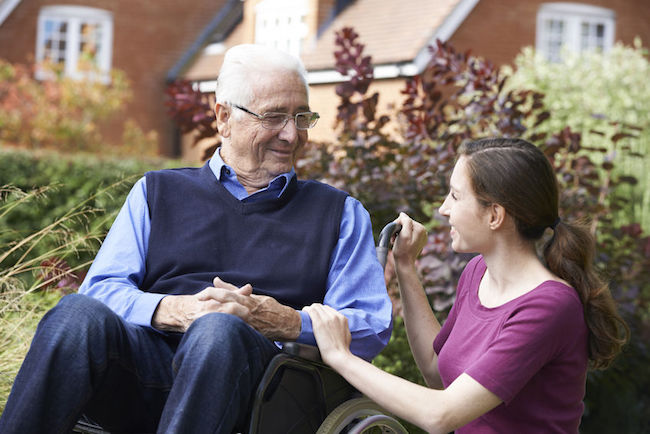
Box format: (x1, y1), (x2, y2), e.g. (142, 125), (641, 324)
(0, 148), (176, 267)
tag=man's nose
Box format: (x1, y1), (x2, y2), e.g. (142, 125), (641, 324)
(278, 117), (299, 142)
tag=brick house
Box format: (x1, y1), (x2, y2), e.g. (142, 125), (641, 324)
(0, 0), (235, 155)
(1, 0), (648, 159)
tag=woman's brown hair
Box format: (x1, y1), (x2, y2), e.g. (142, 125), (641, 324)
(459, 137), (629, 369)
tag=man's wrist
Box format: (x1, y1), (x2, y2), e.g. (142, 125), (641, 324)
(275, 305), (301, 340)
(152, 296), (183, 332)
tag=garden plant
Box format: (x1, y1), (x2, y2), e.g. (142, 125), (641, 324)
(0, 183), (108, 411)
(0, 59), (157, 156)
(504, 38), (650, 231)
(0, 151), (171, 413)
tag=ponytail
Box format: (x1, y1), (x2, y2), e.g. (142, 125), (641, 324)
(543, 219), (629, 369)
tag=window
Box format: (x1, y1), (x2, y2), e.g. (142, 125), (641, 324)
(35, 6), (113, 82)
(255, 0), (308, 57)
(536, 3), (615, 62)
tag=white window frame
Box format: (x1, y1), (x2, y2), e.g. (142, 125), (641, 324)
(536, 3), (615, 62)
(254, 0), (308, 57)
(35, 5), (113, 82)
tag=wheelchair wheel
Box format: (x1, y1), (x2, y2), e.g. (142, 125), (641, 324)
(315, 397), (409, 434)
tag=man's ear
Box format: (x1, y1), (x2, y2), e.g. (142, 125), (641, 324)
(488, 203), (506, 231)
(215, 103), (231, 138)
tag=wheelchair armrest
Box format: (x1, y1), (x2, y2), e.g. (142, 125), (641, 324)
(281, 342), (323, 363)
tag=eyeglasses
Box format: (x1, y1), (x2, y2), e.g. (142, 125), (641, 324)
(232, 104), (320, 130)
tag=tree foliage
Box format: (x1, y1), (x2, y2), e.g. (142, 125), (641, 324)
(0, 59), (157, 155)
(503, 40), (650, 231)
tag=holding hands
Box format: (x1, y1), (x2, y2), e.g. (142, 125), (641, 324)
(153, 276), (300, 340)
(304, 304), (352, 368)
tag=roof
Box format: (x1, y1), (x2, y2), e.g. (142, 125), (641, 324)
(0, 0), (21, 26)
(182, 21), (245, 82)
(301, 0), (465, 70)
(183, 0), (481, 84)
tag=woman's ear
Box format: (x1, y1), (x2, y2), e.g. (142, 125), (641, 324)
(215, 103), (231, 138)
(488, 203), (506, 231)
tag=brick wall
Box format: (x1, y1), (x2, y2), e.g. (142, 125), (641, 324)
(450, 0), (650, 66)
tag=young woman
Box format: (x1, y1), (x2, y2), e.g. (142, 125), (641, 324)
(305, 138), (629, 433)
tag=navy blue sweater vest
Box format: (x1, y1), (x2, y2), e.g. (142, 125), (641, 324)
(141, 162), (348, 309)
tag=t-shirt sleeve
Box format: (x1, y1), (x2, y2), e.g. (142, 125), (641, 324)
(464, 284), (584, 404)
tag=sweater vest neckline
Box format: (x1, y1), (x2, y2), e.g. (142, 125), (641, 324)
(200, 162), (298, 215)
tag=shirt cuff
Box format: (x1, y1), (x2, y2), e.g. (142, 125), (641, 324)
(296, 310), (317, 345)
(129, 292), (168, 328)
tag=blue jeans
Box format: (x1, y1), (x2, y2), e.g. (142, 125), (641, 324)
(0, 294), (280, 433)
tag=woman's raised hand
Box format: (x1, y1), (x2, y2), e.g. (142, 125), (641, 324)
(392, 212), (428, 266)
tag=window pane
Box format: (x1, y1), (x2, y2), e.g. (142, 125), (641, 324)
(580, 21), (606, 52)
(42, 19), (67, 66)
(37, 6), (113, 81)
(537, 4), (614, 61)
(543, 19), (564, 62)
(78, 22), (102, 70)
(581, 23), (590, 50)
(255, 0), (308, 57)
(547, 19), (563, 34)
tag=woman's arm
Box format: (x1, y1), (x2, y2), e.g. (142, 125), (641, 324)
(392, 213), (443, 387)
(305, 304), (502, 433)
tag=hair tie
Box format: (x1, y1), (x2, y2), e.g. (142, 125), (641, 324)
(550, 217), (561, 230)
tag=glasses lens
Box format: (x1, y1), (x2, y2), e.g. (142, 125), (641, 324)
(261, 113), (289, 129)
(296, 112), (319, 129)
(258, 112), (319, 130)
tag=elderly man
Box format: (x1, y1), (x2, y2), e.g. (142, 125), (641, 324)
(0, 44), (392, 433)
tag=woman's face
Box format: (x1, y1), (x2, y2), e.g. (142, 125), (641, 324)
(438, 156), (493, 254)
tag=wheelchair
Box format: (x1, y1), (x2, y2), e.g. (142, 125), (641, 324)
(74, 222), (407, 434)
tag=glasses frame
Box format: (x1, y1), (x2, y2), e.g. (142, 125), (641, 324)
(232, 104), (319, 130)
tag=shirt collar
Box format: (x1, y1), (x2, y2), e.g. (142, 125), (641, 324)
(208, 147), (295, 199)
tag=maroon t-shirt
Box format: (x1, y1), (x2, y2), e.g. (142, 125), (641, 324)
(434, 256), (589, 433)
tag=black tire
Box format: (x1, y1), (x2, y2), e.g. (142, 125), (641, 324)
(315, 397), (408, 434)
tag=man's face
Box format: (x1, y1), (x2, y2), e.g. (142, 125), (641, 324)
(222, 70), (310, 184)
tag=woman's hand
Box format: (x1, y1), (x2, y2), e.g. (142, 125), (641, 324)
(304, 304), (353, 369)
(392, 212), (428, 267)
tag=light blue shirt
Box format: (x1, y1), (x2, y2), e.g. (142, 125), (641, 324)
(79, 150), (393, 360)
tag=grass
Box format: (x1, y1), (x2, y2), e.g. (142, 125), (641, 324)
(0, 183), (122, 413)
(0, 290), (60, 412)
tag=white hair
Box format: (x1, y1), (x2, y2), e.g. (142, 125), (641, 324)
(215, 44), (309, 113)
